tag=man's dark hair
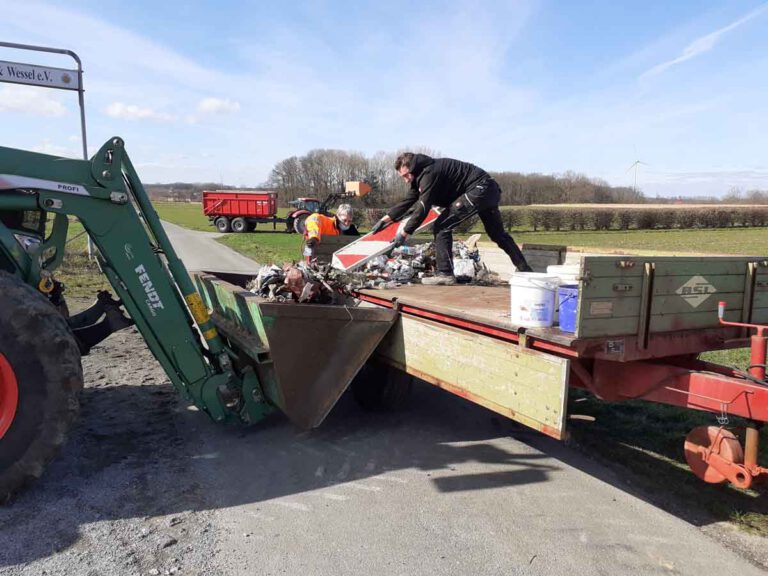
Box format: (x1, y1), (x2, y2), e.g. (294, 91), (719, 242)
(394, 152), (415, 171)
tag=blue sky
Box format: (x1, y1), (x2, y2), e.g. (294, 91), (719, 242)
(1, 0), (767, 197)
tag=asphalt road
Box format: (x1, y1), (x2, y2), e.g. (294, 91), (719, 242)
(160, 221), (261, 273)
(162, 226), (764, 575)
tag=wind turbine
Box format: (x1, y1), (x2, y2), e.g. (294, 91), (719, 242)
(626, 159), (648, 195)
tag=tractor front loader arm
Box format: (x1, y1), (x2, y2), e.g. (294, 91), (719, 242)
(0, 137), (270, 424)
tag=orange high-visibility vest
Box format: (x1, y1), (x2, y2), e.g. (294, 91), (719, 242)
(304, 213), (340, 243)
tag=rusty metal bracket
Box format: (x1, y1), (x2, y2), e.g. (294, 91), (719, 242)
(741, 262), (757, 338)
(637, 262), (655, 350)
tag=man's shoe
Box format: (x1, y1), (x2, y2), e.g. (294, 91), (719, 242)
(422, 273), (457, 286)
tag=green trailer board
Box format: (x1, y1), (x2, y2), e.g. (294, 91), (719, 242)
(575, 255), (768, 339)
(374, 314), (569, 439)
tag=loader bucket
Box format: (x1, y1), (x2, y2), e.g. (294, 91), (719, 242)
(257, 303), (397, 429)
(191, 272), (398, 429)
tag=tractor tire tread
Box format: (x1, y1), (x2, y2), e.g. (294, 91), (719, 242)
(0, 272), (83, 502)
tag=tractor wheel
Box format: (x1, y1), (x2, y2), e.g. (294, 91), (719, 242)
(215, 217), (231, 233)
(0, 272), (83, 501)
(285, 216), (295, 234)
(351, 361), (413, 411)
(231, 217), (247, 233)
(293, 213), (309, 235)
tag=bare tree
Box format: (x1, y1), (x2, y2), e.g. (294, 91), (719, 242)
(268, 149), (651, 207)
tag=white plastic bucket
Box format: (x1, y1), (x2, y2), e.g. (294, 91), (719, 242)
(509, 272), (558, 328)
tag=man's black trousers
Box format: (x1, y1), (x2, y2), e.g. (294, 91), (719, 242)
(432, 179), (532, 274)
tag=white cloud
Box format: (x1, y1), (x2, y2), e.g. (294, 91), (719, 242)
(105, 102), (175, 121)
(0, 85), (67, 117)
(641, 3), (768, 79)
(197, 97), (241, 115)
(32, 138), (80, 157)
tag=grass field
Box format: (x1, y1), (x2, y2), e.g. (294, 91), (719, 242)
(512, 227), (768, 255)
(152, 201), (768, 257)
(216, 231), (304, 263)
(154, 202), (212, 231)
(153, 202), (293, 232)
(57, 206), (768, 533)
(215, 226), (768, 269)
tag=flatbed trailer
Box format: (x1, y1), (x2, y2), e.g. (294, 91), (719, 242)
(193, 251), (768, 490)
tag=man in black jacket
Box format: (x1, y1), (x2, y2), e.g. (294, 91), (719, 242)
(372, 152), (532, 285)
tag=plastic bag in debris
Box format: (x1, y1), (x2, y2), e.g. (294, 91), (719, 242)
(252, 264), (284, 295)
(339, 238), (497, 290)
(453, 258), (475, 281)
(452, 241), (480, 262)
(388, 261), (416, 282)
(393, 242), (433, 258)
(410, 256), (426, 270)
(366, 255), (389, 271)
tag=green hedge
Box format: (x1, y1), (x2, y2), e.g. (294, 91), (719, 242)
(363, 205), (768, 232)
(518, 206), (768, 231)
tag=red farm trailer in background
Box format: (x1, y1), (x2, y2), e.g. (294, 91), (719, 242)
(203, 182), (372, 234)
(203, 190), (284, 233)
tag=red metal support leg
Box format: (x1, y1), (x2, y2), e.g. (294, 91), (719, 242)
(742, 331), (767, 481)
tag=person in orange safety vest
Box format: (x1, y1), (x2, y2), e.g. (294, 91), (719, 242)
(303, 204), (359, 258)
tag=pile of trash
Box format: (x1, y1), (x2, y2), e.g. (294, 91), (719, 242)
(353, 238), (496, 290)
(247, 262), (343, 304)
(247, 236), (498, 303)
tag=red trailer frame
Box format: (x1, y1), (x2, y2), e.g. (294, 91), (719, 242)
(355, 286), (768, 490)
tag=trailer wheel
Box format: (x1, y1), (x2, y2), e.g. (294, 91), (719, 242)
(215, 217), (231, 233)
(0, 272), (83, 501)
(231, 217), (247, 233)
(351, 361), (413, 411)
(247, 222), (257, 232)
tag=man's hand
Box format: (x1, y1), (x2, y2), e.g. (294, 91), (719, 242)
(303, 237), (318, 258)
(393, 231), (408, 247)
(370, 217), (392, 234)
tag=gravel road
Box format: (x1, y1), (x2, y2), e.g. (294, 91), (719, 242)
(1, 229), (767, 576)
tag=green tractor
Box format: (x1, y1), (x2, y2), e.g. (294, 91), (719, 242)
(0, 137), (395, 502)
(0, 137), (276, 501)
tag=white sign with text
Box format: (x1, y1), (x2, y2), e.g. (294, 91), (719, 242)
(0, 60), (80, 91)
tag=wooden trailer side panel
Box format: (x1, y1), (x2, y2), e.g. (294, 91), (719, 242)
(374, 314), (570, 439)
(576, 256), (768, 338)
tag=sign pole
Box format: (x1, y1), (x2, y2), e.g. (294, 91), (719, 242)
(0, 41), (93, 256)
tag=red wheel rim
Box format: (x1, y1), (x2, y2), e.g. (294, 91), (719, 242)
(684, 425), (744, 484)
(0, 353), (19, 440)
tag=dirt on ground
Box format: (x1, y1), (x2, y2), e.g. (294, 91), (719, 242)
(0, 323), (225, 576)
